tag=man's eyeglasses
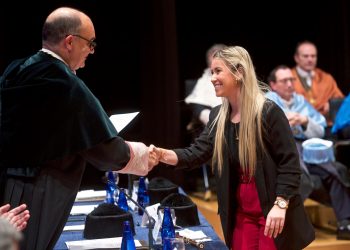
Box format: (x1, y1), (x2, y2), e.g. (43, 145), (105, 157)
(276, 77), (296, 84)
(70, 34), (97, 50)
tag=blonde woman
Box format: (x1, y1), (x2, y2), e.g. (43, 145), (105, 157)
(150, 46), (315, 249)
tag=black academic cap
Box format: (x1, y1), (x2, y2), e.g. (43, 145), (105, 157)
(160, 193), (200, 227)
(148, 177), (179, 205)
(83, 203), (135, 239)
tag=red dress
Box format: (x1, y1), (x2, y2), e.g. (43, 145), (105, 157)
(232, 175), (277, 250)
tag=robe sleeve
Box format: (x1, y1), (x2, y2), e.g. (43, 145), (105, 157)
(116, 141), (150, 176)
(80, 138), (150, 176)
(79, 137), (130, 171)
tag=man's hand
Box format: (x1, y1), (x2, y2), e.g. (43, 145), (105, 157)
(0, 204), (30, 231)
(148, 144), (160, 168)
(319, 102), (330, 115)
(149, 144), (162, 162)
(286, 112), (308, 127)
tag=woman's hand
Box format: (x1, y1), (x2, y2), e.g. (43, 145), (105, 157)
(148, 144), (163, 164)
(149, 145), (178, 165)
(264, 205), (286, 238)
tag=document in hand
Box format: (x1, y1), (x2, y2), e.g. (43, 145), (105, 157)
(109, 112), (139, 133)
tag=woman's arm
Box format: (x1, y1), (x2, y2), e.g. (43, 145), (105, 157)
(263, 103), (301, 238)
(264, 102), (302, 200)
(149, 107), (219, 169)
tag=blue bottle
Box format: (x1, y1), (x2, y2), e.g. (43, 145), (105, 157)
(117, 188), (129, 212)
(137, 177), (149, 215)
(107, 171), (118, 188)
(161, 207), (175, 247)
(105, 183), (115, 204)
(162, 237), (172, 250)
(121, 221), (136, 250)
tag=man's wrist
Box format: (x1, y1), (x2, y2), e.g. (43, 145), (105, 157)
(301, 116), (308, 130)
(159, 148), (167, 162)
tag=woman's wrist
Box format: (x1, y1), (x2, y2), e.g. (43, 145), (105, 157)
(274, 196), (289, 209)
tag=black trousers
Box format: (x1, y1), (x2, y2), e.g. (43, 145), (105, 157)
(308, 164), (350, 221)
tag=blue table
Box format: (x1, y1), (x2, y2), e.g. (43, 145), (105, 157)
(54, 198), (228, 249)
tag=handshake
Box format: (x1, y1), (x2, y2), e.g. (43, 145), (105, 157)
(148, 144), (167, 168)
(117, 142), (175, 177)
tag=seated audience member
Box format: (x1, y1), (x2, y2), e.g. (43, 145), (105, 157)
(291, 40), (344, 121)
(332, 92), (350, 139)
(0, 217), (23, 250)
(0, 204), (30, 231)
(184, 44), (225, 198)
(185, 43), (225, 126)
(266, 65), (350, 240)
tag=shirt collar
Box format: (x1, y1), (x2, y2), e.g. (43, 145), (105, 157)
(40, 48), (66, 63)
(40, 48), (75, 74)
(282, 94), (295, 109)
(296, 66), (314, 78)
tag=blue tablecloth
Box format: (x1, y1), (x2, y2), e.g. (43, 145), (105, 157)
(54, 198), (228, 249)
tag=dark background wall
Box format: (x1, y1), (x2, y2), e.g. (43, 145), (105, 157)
(1, 0), (350, 188)
(176, 1), (350, 92)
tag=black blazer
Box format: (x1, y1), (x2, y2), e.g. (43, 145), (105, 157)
(174, 101), (315, 250)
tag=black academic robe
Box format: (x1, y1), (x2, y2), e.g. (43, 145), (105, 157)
(174, 102), (315, 250)
(0, 51), (131, 249)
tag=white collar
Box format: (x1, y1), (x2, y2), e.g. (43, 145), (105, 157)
(296, 66), (314, 78)
(40, 48), (75, 74)
(40, 48), (69, 65)
(282, 96), (294, 109)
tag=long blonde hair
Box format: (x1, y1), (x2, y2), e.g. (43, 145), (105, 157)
(210, 46), (267, 177)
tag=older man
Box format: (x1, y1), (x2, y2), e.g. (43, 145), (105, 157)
(266, 65), (350, 240)
(0, 7), (155, 249)
(291, 41), (344, 119)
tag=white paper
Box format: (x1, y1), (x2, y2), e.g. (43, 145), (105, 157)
(66, 237), (142, 249)
(140, 203), (160, 241)
(75, 190), (106, 201)
(152, 208), (176, 242)
(63, 224), (85, 231)
(141, 203), (159, 227)
(70, 205), (97, 215)
(178, 229), (210, 240)
(109, 112), (139, 133)
(153, 215), (162, 243)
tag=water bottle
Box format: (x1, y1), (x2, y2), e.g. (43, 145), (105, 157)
(117, 188), (129, 212)
(107, 171), (118, 189)
(105, 183), (115, 204)
(137, 177), (149, 215)
(161, 207), (175, 247)
(107, 171), (118, 197)
(162, 237), (172, 250)
(121, 221), (136, 250)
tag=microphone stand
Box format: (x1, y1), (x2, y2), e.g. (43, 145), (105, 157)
(113, 183), (156, 250)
